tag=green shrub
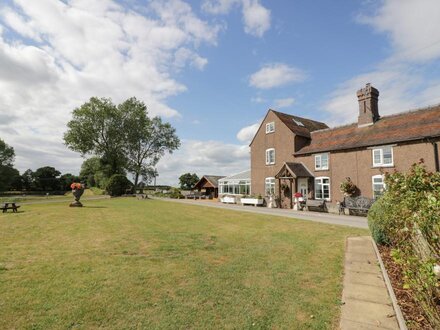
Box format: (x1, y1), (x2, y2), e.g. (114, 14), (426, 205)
(368, 161), (440, 327)
(169, 187), (184, 199)
(106, 174), (132, 197)
(90, 187), (105, 195)
(368, 197), (392, 245)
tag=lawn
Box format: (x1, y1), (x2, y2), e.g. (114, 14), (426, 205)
(0, 198), (367, 329)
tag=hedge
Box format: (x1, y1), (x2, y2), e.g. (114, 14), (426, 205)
(368, 160), (440, 327)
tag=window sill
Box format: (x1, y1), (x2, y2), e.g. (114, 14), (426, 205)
(372, 164), (394, 168)
(266, 163), (275, 166)
(314, 168), (329, 171)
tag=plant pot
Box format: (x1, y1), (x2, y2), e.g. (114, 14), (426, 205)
(241, 198), (264, 206)
(70, 188), (84, 207)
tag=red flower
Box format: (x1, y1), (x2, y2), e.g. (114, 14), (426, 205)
(71, 182), (82, 190)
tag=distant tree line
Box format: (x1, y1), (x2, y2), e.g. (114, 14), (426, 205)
(0, 138), (81, 192)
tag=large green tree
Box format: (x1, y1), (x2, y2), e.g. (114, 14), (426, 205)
(64, 97), (126, 176)
(79, 157), (111, 189)
(0, 138), (15, 166)
(120, 98), (180, 188)
(33, 166), (61, 191)
(179, 173), (199, 190)
(0, 138), (19, 191)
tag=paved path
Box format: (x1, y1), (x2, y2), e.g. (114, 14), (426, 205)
(155, 198), (368, 229)
(340, 236), (399, 329)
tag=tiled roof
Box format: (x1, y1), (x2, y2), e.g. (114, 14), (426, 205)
(275, 162), (314, 178)
(272, 110), (329, 138)
(199, 175), (225, 188)
(295, 105), (440, 155)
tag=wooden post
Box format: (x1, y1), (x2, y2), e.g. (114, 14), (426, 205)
(278, 178), (281, 208)
(289, 179), (293, 209)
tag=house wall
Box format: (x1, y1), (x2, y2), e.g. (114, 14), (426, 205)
(295, 139), (440, 203)
(250, 111), (296, 195)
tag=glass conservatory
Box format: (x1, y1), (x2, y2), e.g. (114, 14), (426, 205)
(218, 170), (251, 196)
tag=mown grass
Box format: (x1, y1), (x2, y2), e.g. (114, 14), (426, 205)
(0, 188), (105, 203)
(0, 198), (367, 329)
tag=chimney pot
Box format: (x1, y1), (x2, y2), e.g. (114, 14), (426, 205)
(357, 83), (379, 127)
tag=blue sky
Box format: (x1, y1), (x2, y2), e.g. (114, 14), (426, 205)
(1, 0), (440, 184)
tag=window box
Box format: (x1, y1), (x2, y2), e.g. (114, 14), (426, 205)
(241, 198), (264, 206)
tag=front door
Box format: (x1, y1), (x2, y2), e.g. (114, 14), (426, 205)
(298, 178), (308, 199)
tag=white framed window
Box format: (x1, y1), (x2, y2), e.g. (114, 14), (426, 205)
(372, 175), (386, 199)
(315, 177), (330, 200)
(265, 177), (275, 196)
(265, 148), (275, 165)
(315, 153), (329, 170)
(265, 122), (275, 134)
(372, 146), (393, 167)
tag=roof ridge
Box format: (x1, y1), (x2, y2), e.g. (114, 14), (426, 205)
(270, 109), (328, 126)
(311, 103), (440, 135)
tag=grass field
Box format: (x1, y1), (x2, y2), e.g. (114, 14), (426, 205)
(0, 198), (367, 329)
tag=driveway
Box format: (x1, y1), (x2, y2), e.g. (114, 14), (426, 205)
(156, 198), (369, 229)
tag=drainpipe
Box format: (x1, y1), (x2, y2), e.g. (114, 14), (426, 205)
(433, 141), (440, 172)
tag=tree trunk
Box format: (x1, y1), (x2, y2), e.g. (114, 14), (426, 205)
(133, 172), (139, 193)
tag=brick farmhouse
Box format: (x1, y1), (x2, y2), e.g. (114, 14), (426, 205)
(250, 83), (440, 210)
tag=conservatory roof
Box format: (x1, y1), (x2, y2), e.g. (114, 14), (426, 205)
(218, 170), (251, 183)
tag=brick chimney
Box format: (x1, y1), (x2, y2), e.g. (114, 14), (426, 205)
(357, 83), (380, 127)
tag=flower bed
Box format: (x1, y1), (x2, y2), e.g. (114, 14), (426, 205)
(368, 160), (440, 329)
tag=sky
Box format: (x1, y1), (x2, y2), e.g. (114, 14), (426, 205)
(1, 0), (440, 185)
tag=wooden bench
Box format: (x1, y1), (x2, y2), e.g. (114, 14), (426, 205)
(1, 202), (21, 213)
(306, 199), (326, 212)
(339, 196), (375, 215)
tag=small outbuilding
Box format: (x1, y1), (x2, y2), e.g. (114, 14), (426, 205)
(193, 175), (225, 198)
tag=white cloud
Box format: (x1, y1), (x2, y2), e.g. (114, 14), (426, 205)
(322, 0), (440, 125)
(242, 0), (271, 37)
(0, 0), (221, 174)
(251, 96), (266, 103)
(249, 63), (306, 89)
(156, 139), (250, 185)
(274, 97), (295, 108)
(202, 0), (270, 37)
(236, 122), (260, 144)
(202, 0), (239, 14)
(358, 0), (440, 62)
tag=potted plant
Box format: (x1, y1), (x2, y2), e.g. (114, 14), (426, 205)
(340, 177), (357, 197)
(70, 182), (85, 207)
(220, 194), (236, 204)
(241, 194), (264, 206)
(293, 192), (304, 210)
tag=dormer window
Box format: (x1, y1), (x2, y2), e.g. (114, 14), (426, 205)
(372, 146), (393, 167)
(266, 122), (275, 133)
(315, 153), (329, 170)
(293, 118), (305, 127)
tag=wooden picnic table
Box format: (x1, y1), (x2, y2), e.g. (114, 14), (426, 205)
(1, 202), (20, 213)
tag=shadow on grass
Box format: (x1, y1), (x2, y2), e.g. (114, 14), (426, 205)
(83, 206), (107, 209)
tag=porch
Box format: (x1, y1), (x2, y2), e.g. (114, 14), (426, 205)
(275, 162), (314, 209)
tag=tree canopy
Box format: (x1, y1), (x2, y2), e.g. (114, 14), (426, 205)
(179, 173), (199, 190)
(64, 97), (126, 175)
(120, 97), (180, 188)
(65, 97), (180, 189)
(0, 138), (15, 167)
